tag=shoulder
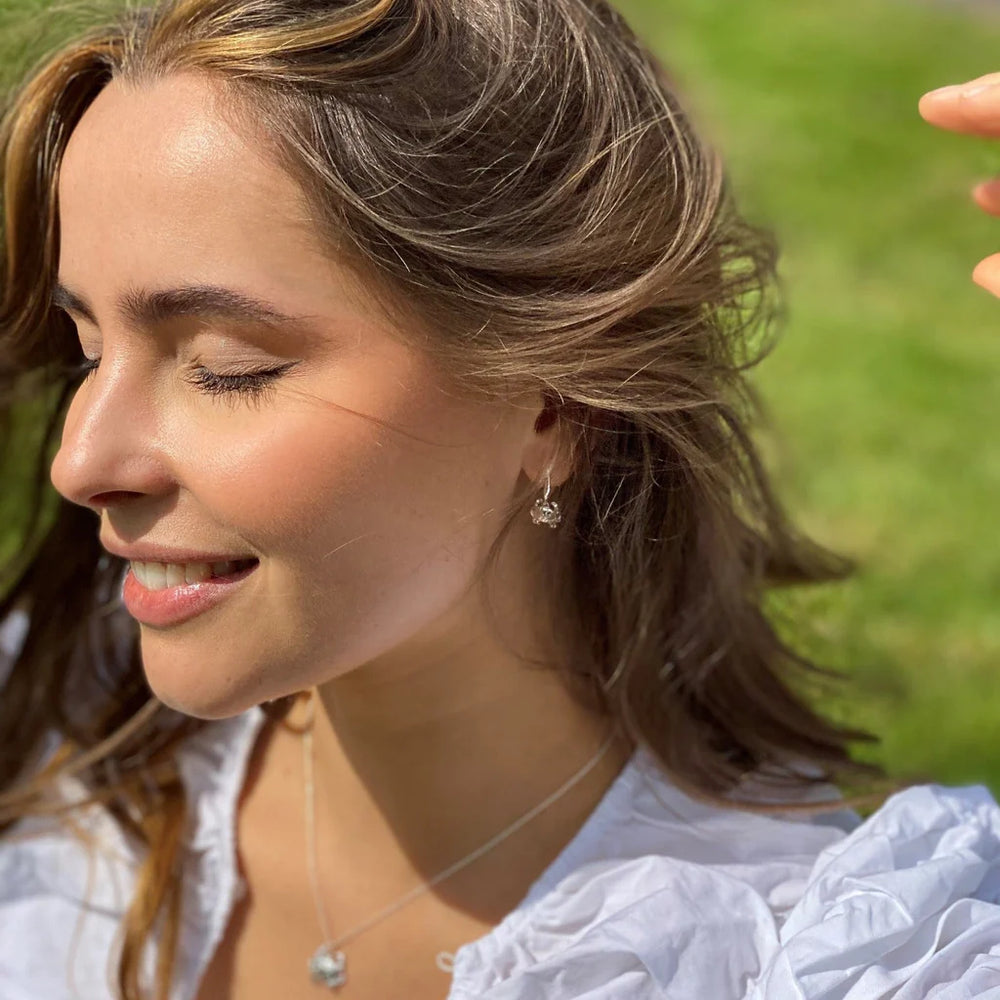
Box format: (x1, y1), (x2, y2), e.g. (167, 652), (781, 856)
(448, 746), (853, 998)
(448, 751), (1000, 1000)
(0, 802), (141, 1000)
(749, 782), (1000, 999)
(0, 689), (268, 1000)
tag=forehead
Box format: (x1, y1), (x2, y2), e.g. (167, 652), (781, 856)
(60, 71), (308, 230)
(55, 71), (383, 332)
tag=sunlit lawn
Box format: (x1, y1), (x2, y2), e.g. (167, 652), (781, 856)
(617, 0), (1000, 792)
(1, 0), (998, 793)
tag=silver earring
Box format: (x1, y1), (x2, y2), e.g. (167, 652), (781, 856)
(530, 467), (563, 528)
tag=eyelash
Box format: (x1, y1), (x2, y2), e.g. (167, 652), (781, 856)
(185, 363), (297, 400)
(71, 357), (297, 401)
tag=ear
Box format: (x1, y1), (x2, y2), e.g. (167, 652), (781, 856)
(520, 390), (576, 489)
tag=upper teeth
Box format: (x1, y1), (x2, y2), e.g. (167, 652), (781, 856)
(130, 560), (244, 590)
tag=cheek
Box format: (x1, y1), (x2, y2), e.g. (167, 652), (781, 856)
(175, 401), (500, 577)
(179, 404), (506, 674)
(141, 384), (529, 695)
(180, 406), (394, 542)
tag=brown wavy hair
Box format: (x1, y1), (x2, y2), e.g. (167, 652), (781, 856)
(0, 0), (897, 997)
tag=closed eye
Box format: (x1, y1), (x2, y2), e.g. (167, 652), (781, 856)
(184, 362), (299, 401)
(66, 353), (299, 405)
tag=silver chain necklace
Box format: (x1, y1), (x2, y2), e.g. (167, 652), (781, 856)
(301, 696), (617, 990)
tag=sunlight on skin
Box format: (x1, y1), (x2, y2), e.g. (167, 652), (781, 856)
(48, 72), (635, 930)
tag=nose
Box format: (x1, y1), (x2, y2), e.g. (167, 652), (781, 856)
(50, 358), (174, 512)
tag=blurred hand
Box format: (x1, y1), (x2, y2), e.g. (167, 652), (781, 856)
(920, 74), (1000, 297)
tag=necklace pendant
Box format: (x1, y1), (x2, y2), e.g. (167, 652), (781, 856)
(308, 944), (347, 989)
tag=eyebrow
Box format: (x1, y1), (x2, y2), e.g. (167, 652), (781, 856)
(51, 280), (321, 333)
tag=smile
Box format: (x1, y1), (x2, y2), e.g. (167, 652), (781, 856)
(122, 559), (260, 627)
(129, 558), (259, 590)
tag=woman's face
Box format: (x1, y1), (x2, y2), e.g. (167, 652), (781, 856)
(50, 72), (546, 719)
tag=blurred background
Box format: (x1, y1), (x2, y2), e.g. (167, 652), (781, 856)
(2, 0), (998, 792)
(615, 0), (1000, 793)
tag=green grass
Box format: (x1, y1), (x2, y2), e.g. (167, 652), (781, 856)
(1, 0), (998, 792)
(616, 0), (1000, 792)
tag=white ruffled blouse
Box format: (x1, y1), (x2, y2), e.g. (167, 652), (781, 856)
(1, 608), (999, 999)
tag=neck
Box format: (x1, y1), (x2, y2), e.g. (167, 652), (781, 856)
(306, 672), (630, 922)
(290, 540), (634, 924)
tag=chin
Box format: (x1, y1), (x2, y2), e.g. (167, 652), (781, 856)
(137, 641), (263, 721)
(149, 684), (253, 721)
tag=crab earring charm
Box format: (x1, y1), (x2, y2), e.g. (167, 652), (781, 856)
(530, 467), (563, 528)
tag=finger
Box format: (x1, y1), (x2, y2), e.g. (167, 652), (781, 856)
(972, 252), (1000, 299)
(972, 179), (1000, 217)
(920, 74), (1000, 136)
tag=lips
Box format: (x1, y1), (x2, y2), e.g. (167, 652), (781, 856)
(121, 558), (259, 627)
(101, 538), (258, 565)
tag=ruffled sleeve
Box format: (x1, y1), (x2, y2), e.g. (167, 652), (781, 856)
(748, 783), (1000, 999)
(448, 854), (782, 999)
(448, 780), (1000, 1000)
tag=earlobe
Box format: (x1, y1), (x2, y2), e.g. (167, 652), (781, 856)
(523, 399), (576, 491)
